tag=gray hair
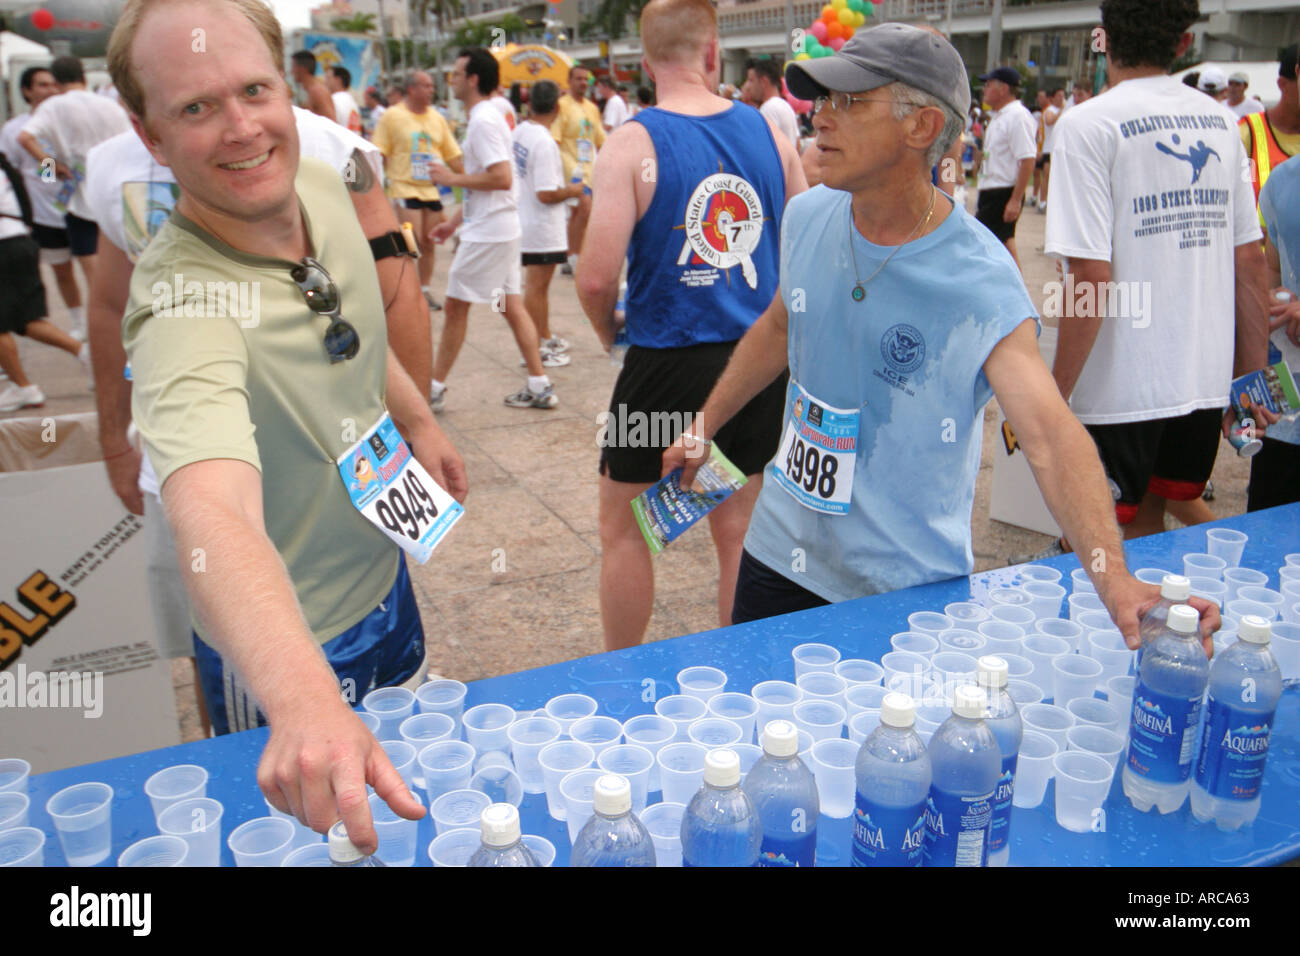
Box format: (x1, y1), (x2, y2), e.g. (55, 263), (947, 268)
(888, 83), (964, 169)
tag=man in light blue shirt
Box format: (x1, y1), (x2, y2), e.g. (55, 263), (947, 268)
(663, 24), (1222, 653)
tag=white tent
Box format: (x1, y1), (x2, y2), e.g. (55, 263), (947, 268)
(1, 31), (52, 121)
(1172, 61), (1283, 108)
(0, 29), (50, 77)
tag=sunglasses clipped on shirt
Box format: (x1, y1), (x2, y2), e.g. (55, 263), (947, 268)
(290, 256), (360, 363)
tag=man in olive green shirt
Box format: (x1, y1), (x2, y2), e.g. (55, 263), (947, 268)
(110, 0), (465, 853)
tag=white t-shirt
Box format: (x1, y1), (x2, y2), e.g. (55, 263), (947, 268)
(332, 90), (361, 132)
(511, 120), (567, 254)
(760, 95), (801, 150)
(20, 89), (130, 219)
(978, 99), (1038, 190)
(489, 95), (517, 131)
(603, 93), (629, 131)
(0, 113), (65, 228)
(1042, 104), (1062, 154)
(0, 172), (27, 241)
(460, 99), (520, 244)
(1228, 97), (1266, 119)
(1044, 75), (1262, 425)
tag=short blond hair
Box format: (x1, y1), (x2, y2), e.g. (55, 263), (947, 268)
(640, 0), (718, 67)
(108, 0), (285, 119)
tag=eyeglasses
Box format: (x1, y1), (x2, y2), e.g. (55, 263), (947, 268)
(813, 92), (896, 113)
(290, 257), (360, 363)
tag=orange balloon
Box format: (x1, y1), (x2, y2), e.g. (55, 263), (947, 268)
(826, 19), (845, 39)
(822, 8), (838, 25)
(843, 25), (854, 39)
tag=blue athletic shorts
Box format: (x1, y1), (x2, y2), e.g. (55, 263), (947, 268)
(193, 555), (425, 736)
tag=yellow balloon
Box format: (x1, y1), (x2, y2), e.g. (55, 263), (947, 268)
(837, 7), (853, 25)
(795, 52), (811, 60)
(831, 0), (847, 9)
(854, 10), (865, 26)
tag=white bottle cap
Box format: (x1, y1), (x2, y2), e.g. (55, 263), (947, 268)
(328, 821), (362, 863)
(1160, 574), (1192, 601)
(1277, 290), (1294, 302)
(976, 655), (1008, 689)
(760, 719), (799, 757)
(880, 692), (916, 728)
(1237, 614), (1272, 645)
(1168, 604), (1200, 635)
(480, 803), (522, 847)
(953, 684), (987, 720)
(592, 774), (632, 816)
(703, 748), (741, 787)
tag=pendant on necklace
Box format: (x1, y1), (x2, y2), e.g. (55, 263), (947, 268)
(851, 284), (866, 302)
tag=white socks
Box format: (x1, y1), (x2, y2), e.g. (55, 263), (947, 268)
(528, 375), (550, 395)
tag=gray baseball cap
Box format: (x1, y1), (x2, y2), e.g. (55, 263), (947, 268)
(785, 23), (971, 117)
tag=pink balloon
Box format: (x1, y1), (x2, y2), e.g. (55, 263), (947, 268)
(810, 20), (828, 42)
(829, 35), (845, 51)
(782, 77), (813, 114)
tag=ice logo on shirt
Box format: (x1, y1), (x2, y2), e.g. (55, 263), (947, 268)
(679, 172), (766, 289)
(1154, 134), (1222, 185)
(1133, 696), (1173, 735)
(880, 324), (926, 374)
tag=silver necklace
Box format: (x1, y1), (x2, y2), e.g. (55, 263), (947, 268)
(848, 186), (938, 302)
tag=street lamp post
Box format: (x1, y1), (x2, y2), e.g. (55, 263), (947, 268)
(986, 0), (1003, 73)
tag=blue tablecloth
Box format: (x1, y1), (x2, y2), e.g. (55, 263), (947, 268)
(21, 507), (1300, 867)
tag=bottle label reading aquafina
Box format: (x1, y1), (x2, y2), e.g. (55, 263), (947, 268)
(851, 793), (926, 867)
(922, 789), (993, 867)
(987, 754), (1017, 856)
(1127, 684), (1203, 783)
(1194, 697), (1274, 801)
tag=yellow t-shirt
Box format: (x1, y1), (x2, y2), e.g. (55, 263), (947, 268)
(551, 94), (607, 186)
(123, 157), (399, 644)
(373, 103), (463, 200)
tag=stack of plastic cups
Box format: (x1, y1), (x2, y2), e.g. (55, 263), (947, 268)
(1205, 528), (1247, 568)
(1012, 732), (1058, 809)
(416, 679), (468, 737)
(362, 687), (416, 741)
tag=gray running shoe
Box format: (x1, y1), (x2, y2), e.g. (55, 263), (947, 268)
(503, 384), (559, 409)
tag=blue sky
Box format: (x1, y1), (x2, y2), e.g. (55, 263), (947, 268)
(268, 0), (314, 31)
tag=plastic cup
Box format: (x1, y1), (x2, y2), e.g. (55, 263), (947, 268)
(362, 686), (417, 741)
(417, 740), (475, 801)
(654, 695), (708, 741)
(0, 827), (45, 866)
(809, 738), (858, 818)
(505, 716), (561, 794)
(687, 716), (745, 749)
(1070, 567), (1096, 593)
(1034, 617), (1083, 654)
(1105, 675), (1135, 714)
(1018, 565), (1064, 585)
(1021, 703), (1075, 751)
(945, 602), (992, 626)
(1068, 592), (1105, 622)
(538, 739), (594, 821)
(1205, 528), (1247, 567)
(281, 843), (333, 867)
(1183, 552), (1227, 580)
(144, 764), (208, 826)
(989, 587), (1033, 609)
(428, 828), (481, 867)
(989, 604), (1036, 629)
(1052, 654), (1103, 706)
(1012, 732), (1059, 809)
(1280, 565), (1300, 585)
(732, 743), (764, 777)
(469, 763), (523, 807)
(461, 703), (516, 756)
(1266, 621), (1300, 684)
(1022, 581), (1068, 620)
(1285, 602), (1300, 626)
(656, 742), (708, 806)
(227, 816), (295, 867)
(937, 629), (988, 656)
(1006, 679), (1043, 707)
(1088, 630), (1136, 683)
(1066, 697), (1123, 734)
(1135, 567), (1172, 586)
(791, 643), (841, 679)
(264, 798), (323, 849)
(890, 631), (940, 658)
(677, 665), (727, 701)
(46, 781), (113, 866)
(795, 672), (848, 708)
(907, 611), (952, 635)
(598, 744), (655, 813)
(0, 759), (31, 795)
(569, 715), (623, 759)
(622, 714), (676, 792)
(641, 802), (686, 867)
(1285, 553), (1300, 568)
(848, 709), (883, 744)
(977, 621), (1025, 657)
(0, 792), (29, 831)
(415, 679), (467, 735)
(834, 659), (885, 687)
(400, 713), (457, 788)
(930, 651), (978, 699)
(356, 711), (381, 736)
(750, 681), (804, 742)
(797, 731), (815, 770)
(157, 796), (223, 867)
(1279, 579), (1300, 609)
(881, 651), (931, 696)
(431, 789), (491, 835)
(999, 653), (1034, 684)
(1226, 598), (1276, 623)
(792, 699), (846, 742)
(1075, 610), (1116, 647)
(374, 740), (416, 792)
(117, 834), (188, 868)
(707, 693), (760, 743)
(1021, 635), (1071, 695)
(368, 791), (421, 866)
(914, 703), (950, 743)
(1053, 751), (1115, 833)
(844, 683), (889, 719)
(561, 767), (606, 844)
(1237, 586), (1284, 617)
(521, 835), (556, 868)
(1066, 725), (1126, 771)
(1188, 576), (1228, 608)
(543, 693), (597, 736)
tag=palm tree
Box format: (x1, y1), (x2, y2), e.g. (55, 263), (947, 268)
(331, 12), (378, 34)
(590, 0), (646, 41)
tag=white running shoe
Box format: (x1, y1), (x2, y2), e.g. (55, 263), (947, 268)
(521, 349), (571, 368)
(542, 336), (571, 354)
(0, 383), (45, 412)
(503, 384), (559, 409)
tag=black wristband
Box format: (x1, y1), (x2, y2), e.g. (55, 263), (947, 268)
(369, 230), (416, 262)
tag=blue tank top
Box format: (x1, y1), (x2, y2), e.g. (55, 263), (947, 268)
(625, 104), (786, 348)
